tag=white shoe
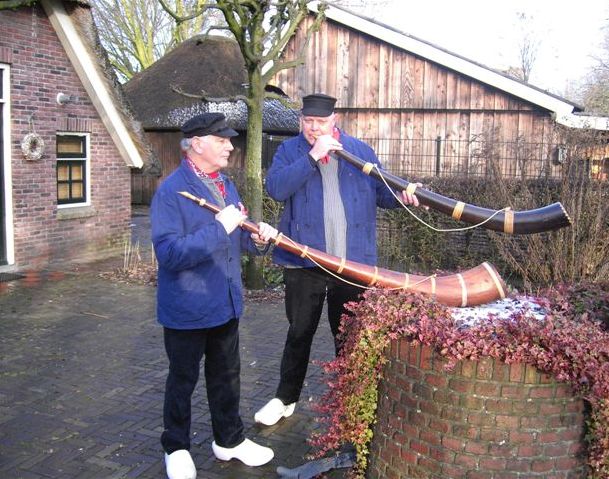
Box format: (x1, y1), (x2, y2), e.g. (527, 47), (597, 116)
(254, 398), (296, 426)
(212, 438), (274, 467)
(164, 449), (197, 479)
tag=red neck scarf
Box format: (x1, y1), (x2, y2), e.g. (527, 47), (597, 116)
(319, 127), (341, 165)
(186, 156), (226, 198)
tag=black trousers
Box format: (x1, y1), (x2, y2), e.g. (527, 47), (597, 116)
(276, 267), (362, 404)
(161, 319), (244, 454)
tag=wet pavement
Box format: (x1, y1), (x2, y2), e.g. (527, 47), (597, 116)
(0, 207), (347, 479)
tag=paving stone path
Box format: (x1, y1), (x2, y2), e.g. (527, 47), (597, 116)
(0, 208), (347, 479)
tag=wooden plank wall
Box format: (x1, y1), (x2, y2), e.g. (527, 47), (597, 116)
(273, 17), (558, 178)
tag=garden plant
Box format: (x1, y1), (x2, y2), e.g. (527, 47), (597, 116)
(311, 283), (609, 478)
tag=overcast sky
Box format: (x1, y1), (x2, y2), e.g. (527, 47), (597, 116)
(347, 0), (609, 96)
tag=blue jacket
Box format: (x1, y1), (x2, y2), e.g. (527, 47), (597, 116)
(265, 131), (400, 268)
(151, 160), (260, 330)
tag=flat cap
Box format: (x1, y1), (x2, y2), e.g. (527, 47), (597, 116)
(301, 93), (337, 117)
(181, 112), (238, 138)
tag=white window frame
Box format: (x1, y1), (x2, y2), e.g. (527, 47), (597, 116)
(0, 64), (15, 265)
(56, 132), (91, 208)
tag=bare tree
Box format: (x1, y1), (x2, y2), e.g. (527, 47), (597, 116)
(93, 0), (170, 82)
(92, 0), (221, 82)
(503, 12), (540, 83)
(159, 0), (327, 288)
(579, 26), (609, 115)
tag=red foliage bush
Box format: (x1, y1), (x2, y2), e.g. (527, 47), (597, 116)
(311, 282), (609, 478)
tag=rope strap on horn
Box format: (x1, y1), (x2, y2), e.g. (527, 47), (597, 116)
(368, 266), (379, 286)
(337, 257), (347, 274)
(452, 201), (466, 221)
(457, 273), (467, 307)
(504, 209), (514, 234)
(482, 262), (507, 299)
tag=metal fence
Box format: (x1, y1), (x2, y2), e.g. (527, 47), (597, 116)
(263, 135), (609, 181)
(361, 137), (567, 180)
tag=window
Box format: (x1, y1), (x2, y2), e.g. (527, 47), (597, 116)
(56, 133), (89, 206)
(591, 157), (609, 181)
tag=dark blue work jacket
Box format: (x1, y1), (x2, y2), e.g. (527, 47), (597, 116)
(265, 131), (400, 268)
(151, 160), (261, 330)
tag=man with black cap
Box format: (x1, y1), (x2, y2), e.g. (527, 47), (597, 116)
(255, 93), (420, 426)
(151, 112), (277, 479)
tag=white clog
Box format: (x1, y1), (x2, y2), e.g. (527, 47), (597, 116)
(164, 449), (196, 479)
(212, 438), (274, 467)
(254, 398), (296, 426)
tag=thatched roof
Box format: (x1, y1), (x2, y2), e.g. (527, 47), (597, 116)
(124, 35), (299, 134)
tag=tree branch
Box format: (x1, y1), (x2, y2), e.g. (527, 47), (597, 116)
(214, 1), (258, 65)
(204, 24), (232, 35)
(157, 0), (210, 23)
(262, 2), (327, 82)
(170, 84), (248, 103)
(264, 91), (301, 110)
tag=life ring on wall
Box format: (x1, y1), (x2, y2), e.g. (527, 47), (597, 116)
(21, 133), (45, 161)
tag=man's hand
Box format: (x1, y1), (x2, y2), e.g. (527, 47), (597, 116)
(309, 134), (343, 161)
(215, 204), (247, 234)
(400, 183), (426, 208)
(251, 222), (278, 246)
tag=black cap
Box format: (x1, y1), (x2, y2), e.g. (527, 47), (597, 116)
(181, 112), (238, 138)
(301, 93), (337, 117)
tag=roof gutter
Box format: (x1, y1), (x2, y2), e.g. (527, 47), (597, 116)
(40, 0), (143, 168)
(554, 113), (609, 130)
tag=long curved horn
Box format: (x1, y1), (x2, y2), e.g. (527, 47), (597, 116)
(333, 150), (571, 235)
(178, 191), (507, 307)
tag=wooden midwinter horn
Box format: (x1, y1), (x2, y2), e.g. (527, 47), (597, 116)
(332, 150), (572, 235)
(178, 191), (507, 307)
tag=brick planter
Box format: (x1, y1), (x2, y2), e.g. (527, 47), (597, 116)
(367, 341), (587, 479)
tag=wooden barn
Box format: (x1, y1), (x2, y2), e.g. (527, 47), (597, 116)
(273, 3), (609, 180)
(124, 35), (300, 204)
(0, 0), (153, 271)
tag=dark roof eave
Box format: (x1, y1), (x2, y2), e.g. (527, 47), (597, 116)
(142, 99), (300, 134)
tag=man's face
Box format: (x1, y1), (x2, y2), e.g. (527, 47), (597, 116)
(301, 113), (336, 145)
(192, 135), (234, 173)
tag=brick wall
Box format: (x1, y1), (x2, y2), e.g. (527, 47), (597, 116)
(1, 5), (131, 269)
(368, 341), (587, 479)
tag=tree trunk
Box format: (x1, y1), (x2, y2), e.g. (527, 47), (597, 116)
(243, 74), (265, 289)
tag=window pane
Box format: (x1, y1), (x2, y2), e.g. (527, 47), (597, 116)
(57, 136), (84, 156)
(58, 184), (70, 200)
(57, 164), (70, 181)
(71, 182), (83, 198)
(71, 164), (83, 180)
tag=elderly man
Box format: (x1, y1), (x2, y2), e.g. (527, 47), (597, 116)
(151, 112), (276, 479)
(255, 93), (420, 427)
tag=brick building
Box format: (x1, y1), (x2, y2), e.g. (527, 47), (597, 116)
(0, 0), (153, 270)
